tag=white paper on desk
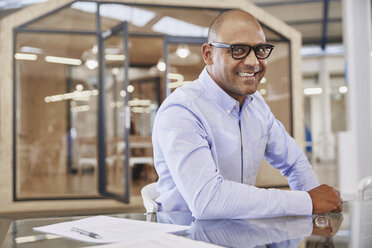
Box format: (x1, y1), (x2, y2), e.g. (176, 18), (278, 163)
(86, 233), (223, 248)
(33, 215), (189, 244)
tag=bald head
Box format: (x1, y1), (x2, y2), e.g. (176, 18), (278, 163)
(208, 9), (262, 43)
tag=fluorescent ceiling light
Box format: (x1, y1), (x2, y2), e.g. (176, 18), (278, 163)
(20, 46), (43, 54)
(15, 53), (37, 61)
(105, 54), (126, 61)
(128, 98), (151, 107)
(44, 89), (98, 103)
(71, 2), (155, 27)
(304, 87), (323, 95)
(71, 105), (90, 113)
(45, 56), (82, 65)
(152, 16), (208, 37)
(301, 45), (344, 57)
(1, 0), (47, 9)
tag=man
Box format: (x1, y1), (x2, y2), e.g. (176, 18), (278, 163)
(152, 9), (343, 219)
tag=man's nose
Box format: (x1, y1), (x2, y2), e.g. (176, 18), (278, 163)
(242, 50), (259, 67)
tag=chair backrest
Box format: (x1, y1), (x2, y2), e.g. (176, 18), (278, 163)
(357, 176), (372, 200)
(141, 182), (160, 213)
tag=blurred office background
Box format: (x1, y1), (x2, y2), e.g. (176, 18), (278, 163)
(0, 0), (370, 216)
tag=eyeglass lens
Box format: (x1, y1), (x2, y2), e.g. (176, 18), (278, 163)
(231, 45), (273, 59)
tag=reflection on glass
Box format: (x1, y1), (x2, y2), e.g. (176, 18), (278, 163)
(167, 43), (205, 93)
(103, 32), (128, 196)
(258, 42), (292, 133)
(157, 211), (344, 248)
(15, 33), (100, 199)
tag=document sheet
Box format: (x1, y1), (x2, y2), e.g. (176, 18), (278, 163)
(33, 215), (189, 244)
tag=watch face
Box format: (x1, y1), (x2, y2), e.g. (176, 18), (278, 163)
(315, 216), (330, 229)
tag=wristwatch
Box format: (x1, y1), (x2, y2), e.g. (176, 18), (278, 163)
(314, 215), (330, 229)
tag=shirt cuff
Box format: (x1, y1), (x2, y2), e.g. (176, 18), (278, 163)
(284, 190), (313, 216)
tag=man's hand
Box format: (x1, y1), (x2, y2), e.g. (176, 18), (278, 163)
(308, 184), (343, 214)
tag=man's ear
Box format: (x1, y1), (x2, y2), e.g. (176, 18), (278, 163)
(201, 43), (213, 65)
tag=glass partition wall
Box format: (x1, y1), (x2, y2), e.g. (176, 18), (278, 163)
(13, 1), (292, 202)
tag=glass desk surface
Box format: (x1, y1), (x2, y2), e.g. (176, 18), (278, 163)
(1, 200), (371, 248)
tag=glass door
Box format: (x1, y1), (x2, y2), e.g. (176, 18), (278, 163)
(13, 2), (131, 202)
(98, 19), (130, 202)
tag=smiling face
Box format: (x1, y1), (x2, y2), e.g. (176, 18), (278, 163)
(202, 11), (267, 105)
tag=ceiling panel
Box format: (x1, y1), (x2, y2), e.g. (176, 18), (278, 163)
(262, 2), (324, 22)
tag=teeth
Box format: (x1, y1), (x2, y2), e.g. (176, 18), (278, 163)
(238, 72), (254, 77)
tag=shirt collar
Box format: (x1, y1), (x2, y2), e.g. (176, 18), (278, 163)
(199, 67), (253, 114)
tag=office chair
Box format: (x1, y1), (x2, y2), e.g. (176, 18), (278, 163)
(141, 182), (160, 213)
(357, 175), (372, 200)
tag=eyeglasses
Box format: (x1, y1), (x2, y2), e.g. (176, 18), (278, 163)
(209, 42), (274, 60)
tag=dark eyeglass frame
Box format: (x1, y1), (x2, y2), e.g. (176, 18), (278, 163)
(209, 42), (274, 60)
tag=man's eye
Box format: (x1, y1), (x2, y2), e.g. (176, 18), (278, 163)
(256, 46), (269, 55)
(232, 47), (246, 54)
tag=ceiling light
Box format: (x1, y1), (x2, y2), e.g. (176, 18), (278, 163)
(15, 53), (37, 61)
(71, 2), (155, 27)
(45, 56), (81, 66)
(259, 88), (267, 96)
(157, 59), (166, 72)
(105, 54), (126, 61)
(168, 81), (193, 89)
(152, 16), (208, 37)
(127, 85), (134, 93)
(112, 68), (120, 76)
(20, 46), (42, 54)
(304, 87), (323, 95)
(167, 73), (184, 83)
(301, 44), (344, 57)
(85, 59), (98, 70)
(71, 105), (90, 113)
(75, 84), (83, 91)
(92, 45), (98, 54)
(44, 89), (98, 103)
(128, 98), (151, 106)
(176, 45), (190, 58)
(339, 86), (348, 94)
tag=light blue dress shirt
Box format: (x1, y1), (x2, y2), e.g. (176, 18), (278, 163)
(152, 67), (319, 219)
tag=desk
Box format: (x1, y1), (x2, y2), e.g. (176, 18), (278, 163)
(1, 200), (371, 247)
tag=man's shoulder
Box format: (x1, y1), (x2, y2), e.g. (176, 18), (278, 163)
(159, 81), (204, 111)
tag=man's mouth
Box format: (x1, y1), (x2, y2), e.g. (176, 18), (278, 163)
(238, 72), (255, 77)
